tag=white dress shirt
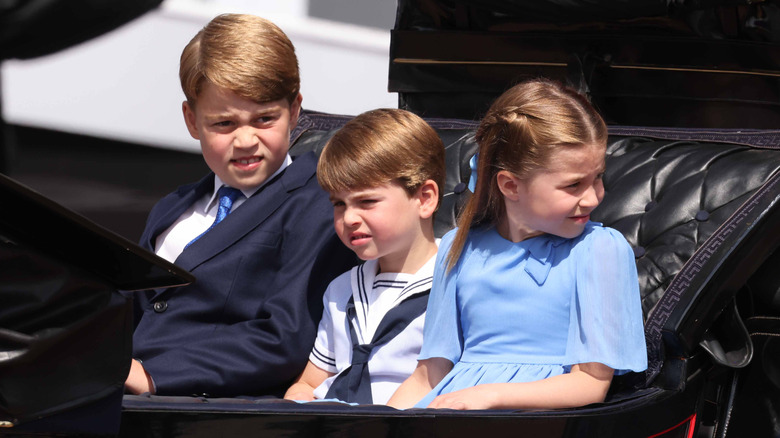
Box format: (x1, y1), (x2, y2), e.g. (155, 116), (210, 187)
(154, 154), (292, 262)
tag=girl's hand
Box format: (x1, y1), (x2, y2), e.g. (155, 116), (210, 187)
(426, 363), (613, 410)
(387, 357), (453, 409)
(426, 384), (499, 410)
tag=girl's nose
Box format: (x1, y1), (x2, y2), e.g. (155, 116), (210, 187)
(580, 184), (602, 208)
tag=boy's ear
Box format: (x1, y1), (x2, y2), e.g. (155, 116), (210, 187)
(289, 93), (303, 129)
(182, 101), (200, 140)
(496, 170), (522, 201)
(417, 180), (440, 219)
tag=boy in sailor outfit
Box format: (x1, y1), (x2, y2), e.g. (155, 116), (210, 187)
(284, 109), (445, 405)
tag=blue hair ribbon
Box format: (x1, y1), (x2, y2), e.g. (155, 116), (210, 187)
(467, 153), (479, 193)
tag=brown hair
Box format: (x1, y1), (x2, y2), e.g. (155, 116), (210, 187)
(317, 108), (445, 204)
(180, 14), (300, 106)
(447, 78), (607, 269)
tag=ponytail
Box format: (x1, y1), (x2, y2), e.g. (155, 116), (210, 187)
(445, 78), (607, 270)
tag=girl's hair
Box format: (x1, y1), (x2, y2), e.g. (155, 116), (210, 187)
(180, 14), (300, 106)
(447, 78), (607, 269)
(318, 108), (445, 203)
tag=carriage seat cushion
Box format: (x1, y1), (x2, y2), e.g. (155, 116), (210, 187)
(290, 110), (780, 387)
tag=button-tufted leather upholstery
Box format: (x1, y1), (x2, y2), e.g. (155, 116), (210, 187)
(290, 111), (780, 389)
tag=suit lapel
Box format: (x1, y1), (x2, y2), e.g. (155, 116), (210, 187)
(142, 174), (214, 251)
(173, 152), (319, 273)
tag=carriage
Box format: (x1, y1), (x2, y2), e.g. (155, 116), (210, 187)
(2, 1), (780, 436)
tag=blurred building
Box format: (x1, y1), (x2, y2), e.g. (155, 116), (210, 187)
(0, 0), (398, 240)
(1, 0), (398, 152)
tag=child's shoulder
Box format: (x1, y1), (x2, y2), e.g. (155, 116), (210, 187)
(573, 222), (634, 256)
(440, 225), (497, 244)
(323, 260), (375, 298)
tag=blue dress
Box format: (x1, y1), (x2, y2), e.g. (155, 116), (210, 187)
(415, 222), (647, 408)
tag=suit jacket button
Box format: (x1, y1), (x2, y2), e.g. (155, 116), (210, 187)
(153, 301), (168, 313)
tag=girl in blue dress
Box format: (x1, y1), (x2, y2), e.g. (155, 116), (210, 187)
(388, 79), (647, 410)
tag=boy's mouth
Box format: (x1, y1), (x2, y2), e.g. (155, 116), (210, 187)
(233, 156), (262, 165)
(349, 233), (372, 245)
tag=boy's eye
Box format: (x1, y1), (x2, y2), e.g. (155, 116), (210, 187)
(213, 121), (233, 127)
(256, 115), (277, 124)
(360, 199), (378, 206)
(566, 181), (580, 189)
(331, 200), (345, 208)
(596, 172), (605, 180)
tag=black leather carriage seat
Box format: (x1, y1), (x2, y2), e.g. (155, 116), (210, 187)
(291, 111), (780, 389)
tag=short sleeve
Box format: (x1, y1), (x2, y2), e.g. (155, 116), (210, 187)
(566, 226), (648, 375)
(418, 230), (464, 364)
(309, 280), (339, 373)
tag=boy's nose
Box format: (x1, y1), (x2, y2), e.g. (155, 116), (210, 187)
(343, 207), (361, 226)
(233, 127), (259, 148)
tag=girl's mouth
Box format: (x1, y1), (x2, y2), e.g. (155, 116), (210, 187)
(570, 214), (590, 224)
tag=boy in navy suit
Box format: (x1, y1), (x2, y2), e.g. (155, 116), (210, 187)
(284, 109), (445, 404)
(124, 14), (354, 397)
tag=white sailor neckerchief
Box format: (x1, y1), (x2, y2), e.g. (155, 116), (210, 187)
(347, 257), (435, 345)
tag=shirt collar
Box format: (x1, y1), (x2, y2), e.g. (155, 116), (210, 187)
(204, 154), (292, 212)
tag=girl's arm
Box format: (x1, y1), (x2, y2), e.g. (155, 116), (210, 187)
(284, 360), (335, 401)
(426, 362), (613, 410)
(387, 357), (453, 409)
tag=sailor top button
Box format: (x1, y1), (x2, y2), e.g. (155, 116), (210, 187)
(153, 300), (168, 313)
(453, 182), (467, 194)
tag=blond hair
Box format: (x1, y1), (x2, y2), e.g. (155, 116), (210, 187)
(448, 78), (607, 269)
(317, 108), (445, 203)
(180, 14), (300, 105)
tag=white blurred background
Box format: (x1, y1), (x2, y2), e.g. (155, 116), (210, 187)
(1, 0), (398, 152)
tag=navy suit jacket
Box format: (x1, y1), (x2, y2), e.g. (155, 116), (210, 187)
(132, 152), (355, 397)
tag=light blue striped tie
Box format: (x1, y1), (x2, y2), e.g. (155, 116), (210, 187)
(185, 186), (243, 249)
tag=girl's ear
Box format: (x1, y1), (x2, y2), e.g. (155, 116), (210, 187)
(496, 170), (522, 201)
(416, 180), (440, 219)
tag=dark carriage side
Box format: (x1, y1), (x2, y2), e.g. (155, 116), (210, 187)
(118, 112), (780, 438)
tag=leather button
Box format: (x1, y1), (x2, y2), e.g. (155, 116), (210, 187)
(644, 201), (657, 212)
(453, 182), (467, 194)
(633, 246), (646, 258)
(695, 210), (709, 221)
(153, 301), (168, 313)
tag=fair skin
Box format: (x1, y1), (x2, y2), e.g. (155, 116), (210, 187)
(123, 84), (302, 395)
(183, 82), (302, 191)
(125, 359), (155, 395)
(284, 180), (440, 401)
(496, 143), (606, 243)
(330, 181), (439, 274)
(388, 143), (613, 410)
